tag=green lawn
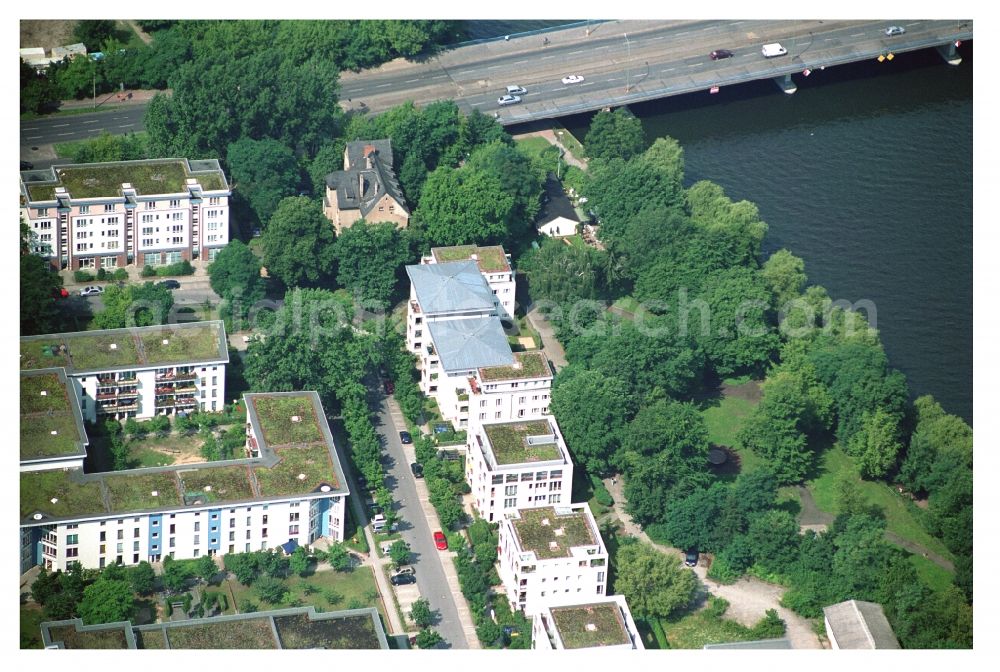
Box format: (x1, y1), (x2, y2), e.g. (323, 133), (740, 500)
(700, 393), (763, 475)
(562, 234), (587, 249)
(661, 598), (770, 649)
(225, 566), (383, 619)
(910, 554), (955, 594)
(54, 132), (149, 159)
(807, 444), (953, 560)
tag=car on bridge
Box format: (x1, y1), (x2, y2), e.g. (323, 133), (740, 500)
(761, 43), (788, 58)
(561, 75), (585, 85)
(885, 26), (906, 37)
(505, 85), (527, 95)
(710, 49), (734, 60)
(497, 94), (522, 106)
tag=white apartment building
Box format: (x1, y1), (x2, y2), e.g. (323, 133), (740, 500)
(19, 158), (230, 270)
(19, 390), (350, 574)
(468, 351), (554, 428)
(422, 245), (516, 319)
(465, 415), (573, 523)
(498, 504), (609, 616)
(532, 595), (645, 650)
(21, 321), (229, 422)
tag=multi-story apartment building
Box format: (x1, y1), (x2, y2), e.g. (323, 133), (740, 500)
(20, 321), (229, 421)
(40, 606), (389, 649)
(468, 351), (554, 427)
(19, 390), (350, 574)
(532, 595), (645, 650)
(498, 504), (609, 616)
(465, 416), (574, 523)
(422, 245), (516, 319)
(323, 139), (409, 234)
(19, 158), (230, 270)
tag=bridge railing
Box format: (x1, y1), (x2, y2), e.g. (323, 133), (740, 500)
(447, 20), (610, 49)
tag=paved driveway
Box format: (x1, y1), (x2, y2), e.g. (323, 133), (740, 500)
(371, 391), (470, 649)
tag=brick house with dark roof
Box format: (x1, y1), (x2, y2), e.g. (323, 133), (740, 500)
(323, 139), (409, 234)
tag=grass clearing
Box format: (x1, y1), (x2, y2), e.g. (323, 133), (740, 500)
(661, 597), (772, 649)
(910, 554), (955, 594)
(225, 566), (382, 619)
(807, 444), (952, 560)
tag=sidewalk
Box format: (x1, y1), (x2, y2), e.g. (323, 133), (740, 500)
(57, 88), (167, 112)
(384, 396), (481, 649)
(525, 306), (568, 372)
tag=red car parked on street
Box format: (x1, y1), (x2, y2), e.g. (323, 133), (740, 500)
(433, 531), (448, 550)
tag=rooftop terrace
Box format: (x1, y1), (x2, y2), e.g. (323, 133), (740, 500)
(20, 392), (346, 525)
(483, 419), (562, 466)
(511, 506), (598, 559)
(20, 321), (228, 375)
(22, 158), (227, 203)
(41, 607), (388, 649)
(479, 350), (552, 382)
(20, 370), (88, 461)
(431, 244), (510, 273)
(549, 602), (631, 649)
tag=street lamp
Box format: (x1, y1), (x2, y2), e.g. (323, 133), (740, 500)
(624, 32), (631, 93)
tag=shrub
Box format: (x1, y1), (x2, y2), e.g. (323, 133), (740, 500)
(323, 589), (343, 606)
(165, 601), (173, 616)
(347, 597), (365, 610)
(96, 267), (107, 281)
(707, 596), (729, 618)
(240, 599), (258, 613)
(73, 270), (95, 282)
(593, 483), (614, 507)
(113, 268), (128, 281)
(156, 260), (195, 277)
(750, 609), (786, 639)
(255, 576), (288, 604)
(181, 592), (192, 614)
(141, 265), (156, 277)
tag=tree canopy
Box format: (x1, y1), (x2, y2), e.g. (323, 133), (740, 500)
(333, 222), (410, 310)
(551, 366), (634, 475)
(613, 542), (698, 618)
(78, 578), (135, 625)
(93, 282), (174, 329)
(227, 137), (302, 226)
(261, 196), (337, 287)
(585, 108), (646, 161)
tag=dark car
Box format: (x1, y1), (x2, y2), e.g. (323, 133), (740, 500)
(383, 379), (395, 395)
(684, 549), (699, 567)
(390, 573), (417, 586)
(399, 430), (412, 444)
(158, 279), (181, 289)
(20, 160), (34, 170)
(410, 462), (424, 478)
(710, 49), (734, 60)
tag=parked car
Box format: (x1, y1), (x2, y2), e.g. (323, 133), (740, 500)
(710, 49), (734, 60)
(79, 285), (104, 296)
(497, 94), (522, 106)
(505, 85), (527, 95)
(561, 75), (585, 84)
(884, 25), (906, 36)
(157, 279), (181, 289)
(433, 530), (448, 550)
(390, 573), (417, 586)
(410, 462), (424, 478)
(383, 379), (395, 394)
(393, 566), (415, 576)
(399, 430), (412, 444)
(684, 549), (699, 567)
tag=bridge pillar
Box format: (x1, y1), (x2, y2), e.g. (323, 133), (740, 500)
(772, 73), (797, 95)
(935, 42), (962, 66)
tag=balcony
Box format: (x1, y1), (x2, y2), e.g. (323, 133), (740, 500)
(468, 377), (481, 395)
(155, 371), (197, 383)
(410, 300), (421, 314)
(176, 397), (197, 407)
(457, 389), (469, 402)
(155, 387), (176, 395)
(96, 392), (118, 401)
(174, 385), (197, 394)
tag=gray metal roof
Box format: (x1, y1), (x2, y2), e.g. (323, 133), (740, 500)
(406, 261), (497, 315)
(325, 139), (408, 217)
(426, 317), (513, 372)
(823, 600), (900, 649)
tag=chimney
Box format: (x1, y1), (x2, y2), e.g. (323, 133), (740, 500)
(364, 144), (375, 169)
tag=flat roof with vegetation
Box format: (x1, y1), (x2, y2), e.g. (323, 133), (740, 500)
(22, 158), (227, 203)
(19, 321), (228, 375)
(483, 419), (562, 465)
(20, 392), (348, 525)
(20, 370), (88, 461)
(40, 607), (388, 649)
(432, 244), (510, 273)
(549, 602), (631, 649)
(511, 506), (598, 559)
(479, 351), (552, 382)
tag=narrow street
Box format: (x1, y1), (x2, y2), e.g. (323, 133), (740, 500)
(369, 389), (476, 649)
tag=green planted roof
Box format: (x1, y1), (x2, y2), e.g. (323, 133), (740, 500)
(20, 321), (227, 374)
(512, 506), (598, 559)
(164, 618), (278, 649)
(432, 244), (510, 273)
(479, 351), (551, 382)
(483, 420), (561, 465)
(20, 372), (87, 460)
(254, 444), (337, 497)
(21, 470), (106, 520)
(24, 159), (227, 202)
(103, 471), (183, 511)
(250, 395), (325, 446)
(549, 602), (631, 649)
(179, 466), (256, 504)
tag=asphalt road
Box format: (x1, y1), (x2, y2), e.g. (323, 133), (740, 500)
(370, 390), (469, 649)
(21, 106), (147, 148)
(79, 278), (219, 314)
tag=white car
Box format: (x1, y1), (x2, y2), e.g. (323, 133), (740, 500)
(561, 75), (585, 85)
(505, 85), (527, 95)
(79, 285), (104, 296)
(497, 94), (522, 106)
(884, 26), (906, 37)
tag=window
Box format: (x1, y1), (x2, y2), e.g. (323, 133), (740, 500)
(66, 548), (79, 558)
(152, 532), (159, 539)
(117, 543), (124, 553)
(66, 534), (78, 545)
(289, 525), (299, 535)
(194, 522), (200, 532)
(99, 531), (106, 542)
(36, 208), (48, 217)
(289, 512), (299, 522)
(495, 411), (502, 419)
(480, 400), (486, 408)
(246, 530), (251, 539)
(104, 204), (114, 213)
(169, 199), (180, 208)
(193, 549), (201, 557)
(145, 201), (155, 210)
(549, 480), (562, 491)
(504, 498), (516, 508)
(169, 524), (175, 534)
(598, 571), (605, 582)
(133, 541), (140, 552)
(491, 475), (504, 485)
(505, 485), (517, 496)
(118, 530), (124, 540)
(262, 515), (268, 525)
(246, 517), (251, 526)
(548, 494), (561, 504)
(262, 528), (268, 538)
(229, 531), (235, 541)
(229, 518), (235, 528)
(479, 413), (486, 420)
(134, 528), (140, 537)
(194, 535), (200, 545)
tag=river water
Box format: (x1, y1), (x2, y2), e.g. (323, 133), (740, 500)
(564, 45), (973, 423)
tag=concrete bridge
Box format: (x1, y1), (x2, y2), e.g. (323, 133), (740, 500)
(338, 19), (973, 125)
